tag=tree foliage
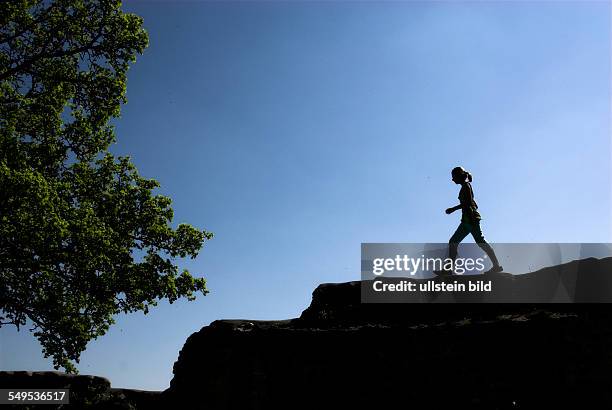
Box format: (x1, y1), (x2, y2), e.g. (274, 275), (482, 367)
(0, 0), (213, 373)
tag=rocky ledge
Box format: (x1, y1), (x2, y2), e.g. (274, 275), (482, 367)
(3, 257), (612, 409)
(166, 257), (612, 409)
(0, 371), (162, 409)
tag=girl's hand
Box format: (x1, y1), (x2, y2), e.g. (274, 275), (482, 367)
(445, 208), (454, 214)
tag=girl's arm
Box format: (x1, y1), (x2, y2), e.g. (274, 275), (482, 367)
(445, 205), (461, 214)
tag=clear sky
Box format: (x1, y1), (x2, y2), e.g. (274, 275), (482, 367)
(1, 0), (610, 391)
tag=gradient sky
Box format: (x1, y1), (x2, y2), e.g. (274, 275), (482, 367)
(1, 0), (610, 390)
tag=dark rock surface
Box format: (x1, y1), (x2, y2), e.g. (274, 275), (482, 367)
(0, 371), (162, 409)
(166, 257), (612, 409)
(3, 257), (612, 409)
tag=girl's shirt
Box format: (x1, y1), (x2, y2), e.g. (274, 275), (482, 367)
(459, 182), (481, 223)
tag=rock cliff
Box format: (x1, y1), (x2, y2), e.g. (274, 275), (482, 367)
(166, 257), (612, 409)
(3, 257), (612, 409)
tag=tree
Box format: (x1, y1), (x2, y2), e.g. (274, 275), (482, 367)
(0, 0), (213, 373)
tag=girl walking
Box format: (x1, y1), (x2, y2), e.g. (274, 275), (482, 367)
(440, 166), (503, 275)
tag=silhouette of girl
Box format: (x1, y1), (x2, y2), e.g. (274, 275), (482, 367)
(441, 166), (503, 275)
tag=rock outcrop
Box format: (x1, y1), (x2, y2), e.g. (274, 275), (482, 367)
(0, 371), (162, 409)
(166, 257), (612, 409)
(3, 257), (612, 409)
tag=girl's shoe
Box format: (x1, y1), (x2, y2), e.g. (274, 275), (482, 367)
(485, 265), (503, 274)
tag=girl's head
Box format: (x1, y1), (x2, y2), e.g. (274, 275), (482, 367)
(451, 166), (472, 184)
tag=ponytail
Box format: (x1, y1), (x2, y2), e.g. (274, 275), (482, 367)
(452, 166), (473, 183)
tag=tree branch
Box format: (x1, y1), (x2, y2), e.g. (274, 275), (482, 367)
(0, 31), (104, 82)
(0, 3), (56, 45)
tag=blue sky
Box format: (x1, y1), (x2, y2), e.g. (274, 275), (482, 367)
(1, 1), (610, 390)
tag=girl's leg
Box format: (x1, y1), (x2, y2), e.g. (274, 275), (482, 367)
(470, 222), (501, 268)
(434, 223), (471, 275)
(449, 222), (471, 261)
